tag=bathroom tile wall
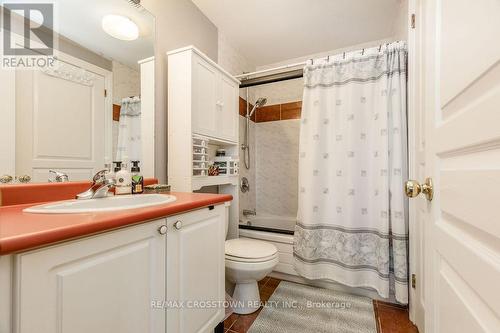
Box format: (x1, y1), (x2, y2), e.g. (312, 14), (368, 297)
(255, 119), (300, 218)
(239, 117), (257, 218)
(112, 60), (140, 105)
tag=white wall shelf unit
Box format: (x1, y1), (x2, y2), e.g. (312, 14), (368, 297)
(167, 45), (240, 239)
(192, 175), (239, 191)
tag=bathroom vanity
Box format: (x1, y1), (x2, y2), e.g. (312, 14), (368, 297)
(0, 192), (231, 333)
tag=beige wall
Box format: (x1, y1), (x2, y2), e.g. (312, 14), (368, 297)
(141, 0), (218, 182)
(393, 0), (409, 41)
(58, 35), (112, 71)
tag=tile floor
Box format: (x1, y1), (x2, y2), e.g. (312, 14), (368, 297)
(224, 276), (418, 333)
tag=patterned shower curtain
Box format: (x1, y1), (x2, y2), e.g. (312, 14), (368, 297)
(116, 96), (141, 162)
(293, 41), (408, 304)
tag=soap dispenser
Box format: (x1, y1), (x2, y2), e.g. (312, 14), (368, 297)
(115, 160), (132, 195)
(131, 161), (144, 194)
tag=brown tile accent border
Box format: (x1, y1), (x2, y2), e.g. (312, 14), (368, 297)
(281, 101), (302, 120)
(238, 98), (302, 123)
(113, 104), (121, 121)
(256, 104), (281, 122)
(238, 97), (255, 122)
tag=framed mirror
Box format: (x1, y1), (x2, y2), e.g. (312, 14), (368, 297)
(0, 0), (155, 183)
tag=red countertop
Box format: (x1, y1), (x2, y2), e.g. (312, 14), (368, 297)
(0, 192), (232, 255)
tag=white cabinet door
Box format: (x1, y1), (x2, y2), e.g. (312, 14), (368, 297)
(14, 220), (166, 333)
(166, 205), (225, 333)
(217, 74), (238, 143)
(192, 55), (218, 138)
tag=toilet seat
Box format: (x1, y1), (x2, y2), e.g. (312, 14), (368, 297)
(225, 252), (278, 263)
(225, 238), (278, 263)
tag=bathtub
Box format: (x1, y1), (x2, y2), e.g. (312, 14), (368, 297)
(239, 215), (295, 235)
(238, 215), (297, 276)
(238, 215), (387, 300)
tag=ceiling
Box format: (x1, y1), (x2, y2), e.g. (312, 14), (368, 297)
(192, 0), (402, 66)
(55, 0), (154, 68)
(6, 0), (154, 68)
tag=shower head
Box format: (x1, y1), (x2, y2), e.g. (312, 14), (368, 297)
(255, 97), (267, 108)
(248, 97), (268, 118)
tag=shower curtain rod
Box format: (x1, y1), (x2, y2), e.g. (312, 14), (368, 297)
(237, 60), (306, 88)
(235, 61), (306, 79)
(237, 41), (397, 88)
(239, 69), (303, 88)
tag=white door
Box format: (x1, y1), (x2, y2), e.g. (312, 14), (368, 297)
(14, 220), (166, 333)
(166, 205), (225, 333)
(217, 74), (238, 143)
(15, 51), (111, 182)
(192, 54), (218, 138)
(419, 0), (500, 332)
(408, 0), (425, 328)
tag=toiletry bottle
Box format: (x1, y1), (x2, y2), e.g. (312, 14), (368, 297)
(112, 161), (122, 186)
(113, 161), (122, 174)
(131, 161), (144, 194)
(115, 160), (132, 195)
(104, 163), (114, 181)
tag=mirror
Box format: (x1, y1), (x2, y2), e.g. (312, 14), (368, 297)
(0, 0), (155, 183)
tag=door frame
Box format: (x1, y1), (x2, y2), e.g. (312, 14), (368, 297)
(407, 0), (425, 328)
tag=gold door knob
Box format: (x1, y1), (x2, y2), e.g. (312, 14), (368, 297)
(405, 177), (433, 201)
(18, 175), (32, 183)
(0, 175), (13, 184)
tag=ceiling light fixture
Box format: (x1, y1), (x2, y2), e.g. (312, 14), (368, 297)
(102, 15), (139, 41)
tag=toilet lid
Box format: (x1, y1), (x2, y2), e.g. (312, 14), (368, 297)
(225, 238), (278, 260)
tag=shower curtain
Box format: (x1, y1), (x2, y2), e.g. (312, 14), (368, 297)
(293, 41), (408, 304)
(116, 96), (141, 162)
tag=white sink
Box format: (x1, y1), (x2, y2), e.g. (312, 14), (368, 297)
(24, 194), (177, 214)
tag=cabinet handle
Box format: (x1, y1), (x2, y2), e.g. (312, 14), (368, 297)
(174, 221), (183, 230)
(0, 175), (13, 184)
(18, 175), (31, 183)
(158, 225), (167, 235)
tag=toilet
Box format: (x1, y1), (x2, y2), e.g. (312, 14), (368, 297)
(224, 221), (278, 314)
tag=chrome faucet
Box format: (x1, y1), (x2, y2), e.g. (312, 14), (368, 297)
(243, 209), (256, 217)
(76, 170), (115, 200)
(49, 170), (69, 182)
